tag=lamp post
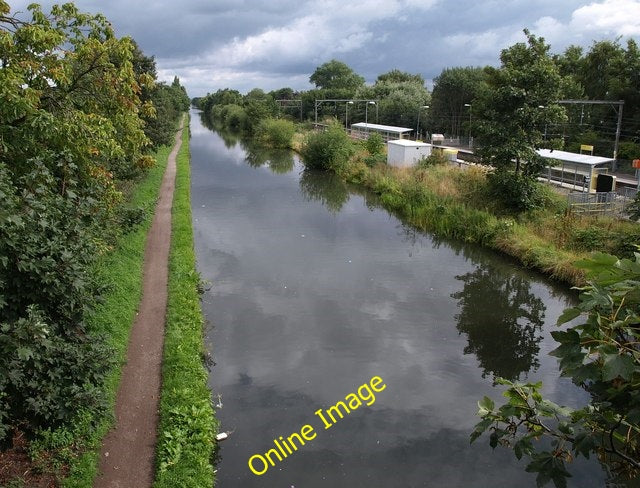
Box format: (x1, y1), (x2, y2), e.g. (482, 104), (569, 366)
(365, 101), (375, 125)
(464, 103), (472, 148)
(416, 105), (429, 141)
(345, 101), (354, 130)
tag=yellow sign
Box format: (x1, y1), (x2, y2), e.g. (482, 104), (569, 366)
(580, 144), (594, 153)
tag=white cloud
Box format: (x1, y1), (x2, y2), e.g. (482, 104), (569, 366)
(570, 0), (640, 36)
(203, 0), (438, 70)
(443, 0), (640, 70)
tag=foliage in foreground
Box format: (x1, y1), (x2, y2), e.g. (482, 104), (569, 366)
(472, 252), (640, 487)
(0, 0), (151, 443)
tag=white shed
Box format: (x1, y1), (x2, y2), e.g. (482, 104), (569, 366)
(387, 140), (432, 167)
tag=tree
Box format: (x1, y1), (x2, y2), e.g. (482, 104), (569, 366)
(472, 252), (640, 487)
(130, 44), (190, 148)
(371, 71), (430, 129)
(309, 59), (365, 92)
(0, 0), (152, 441)
(474, 30), (567, 211)
(552, 39), (640, 157)
(430, 67), (487, 137)
(376, 69), (425, 85)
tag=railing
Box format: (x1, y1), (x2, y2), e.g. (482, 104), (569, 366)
(567, 191), (636, 216)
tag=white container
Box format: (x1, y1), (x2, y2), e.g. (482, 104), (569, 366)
(387, 140), (432, 167)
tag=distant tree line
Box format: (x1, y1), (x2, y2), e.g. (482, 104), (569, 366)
(196, 33), (640, 168)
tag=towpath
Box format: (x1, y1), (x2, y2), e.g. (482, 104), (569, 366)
(94, 123), (183, 488)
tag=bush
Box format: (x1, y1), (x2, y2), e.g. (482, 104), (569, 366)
(363, 133), (384, 155)
(416, 152), (448, 169)
(487, 170), (544, 212)
(570, 227), (611, 251)
(255, 118), (296, 149)
(300, 123), (354, 172)
(0, 162), (101, 329)
(0, 307), (114, 443)
(220, 104), (247, 130)
(364, 153), (386, 167)
(627, 191), (640, 221)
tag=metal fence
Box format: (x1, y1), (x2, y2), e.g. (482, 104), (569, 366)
(567, 190), (637, 216)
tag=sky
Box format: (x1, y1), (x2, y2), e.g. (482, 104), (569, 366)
(6, 0), (640, 97)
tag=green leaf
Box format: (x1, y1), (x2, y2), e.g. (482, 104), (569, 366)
(602, 354), (635, 381)
(556, 307), (581, 325)
(470, 418), (492, 443)
(478, 396), (495, 414)
(489, 431), (499, 449)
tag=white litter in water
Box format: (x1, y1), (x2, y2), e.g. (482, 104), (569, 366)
(216, 432), (228, 441)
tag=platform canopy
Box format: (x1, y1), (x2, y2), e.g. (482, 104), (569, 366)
(536, 149), (614, 192)
(536, 149), (614, 167)
(351, 122), (413, 135)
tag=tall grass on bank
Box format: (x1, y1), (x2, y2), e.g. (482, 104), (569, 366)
(54, 141), (174, 487)
(336, 154), (637, 286)
(154, 118), (218, 488)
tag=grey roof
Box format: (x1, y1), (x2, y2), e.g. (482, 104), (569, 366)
(537, 149), (614, 166)
(351, 122), (413, 133)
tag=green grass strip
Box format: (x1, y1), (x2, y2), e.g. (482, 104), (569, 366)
(154, 117), (218, 488)
(60, 145), (173, 487)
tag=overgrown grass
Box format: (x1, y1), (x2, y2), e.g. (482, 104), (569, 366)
(336, 156), (637, 286)
(154, 118), (218, 487)
(52, 139), (174, 487)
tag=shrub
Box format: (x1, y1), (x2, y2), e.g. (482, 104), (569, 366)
(220, 104), (247, 130)
(416, 152), (448, 169)
(486, 170), (544, 212)
(0, 306), (114, 443)
(300, 123), (354, 172)
(363, 132), (384, 155)
(255, 118), (296, 149)
(628, 191), (640, 221)
(364, 153), (386, 167)
(0, 162), (101, 329)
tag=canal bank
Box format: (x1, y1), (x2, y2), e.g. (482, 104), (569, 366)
(190, 109), (609, 487)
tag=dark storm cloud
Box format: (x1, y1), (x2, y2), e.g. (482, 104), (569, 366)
(6, 0), (640, 95)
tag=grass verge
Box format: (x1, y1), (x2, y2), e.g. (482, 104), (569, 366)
(57, 143), (173, 487)
(153, 117), (218, 487)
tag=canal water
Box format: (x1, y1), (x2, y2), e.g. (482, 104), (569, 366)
(190, 110), (607, 487)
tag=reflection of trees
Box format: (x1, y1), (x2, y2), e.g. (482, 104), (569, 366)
(198, 112), (242, 148)
(299, 169), (350, 213)
(243, 140), (294, 174)
(216, 128), (242, 148)
(452, 265), (546, 380)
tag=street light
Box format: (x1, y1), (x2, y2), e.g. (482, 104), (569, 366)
(365, 101), (376, 125)
(345, 101), (354, 129)
(416, 105), (429, 141)
(464, 103), (472, 148)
